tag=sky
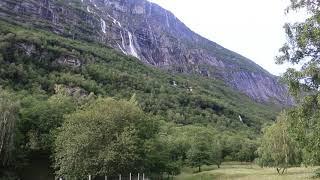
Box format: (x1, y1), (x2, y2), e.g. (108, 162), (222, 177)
(149, 0), (307, 75)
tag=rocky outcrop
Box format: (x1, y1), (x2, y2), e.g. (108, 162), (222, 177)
(228, 71), (291, 103)
(56, 55), (82, 68)
(0, 0), (292, 105)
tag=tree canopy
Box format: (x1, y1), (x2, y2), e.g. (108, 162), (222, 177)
(54, 97), (159, 178)
(257, 112), (301, 174)
(186, 128), (222, 172)
(276, 0), (320, 165)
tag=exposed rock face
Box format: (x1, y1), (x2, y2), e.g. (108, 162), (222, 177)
(56, 55), (82, 68)
(54, 84), (89, 97)
(0, 0), (292, 105)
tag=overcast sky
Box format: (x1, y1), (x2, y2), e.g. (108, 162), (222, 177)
(149, 0), (306, 75)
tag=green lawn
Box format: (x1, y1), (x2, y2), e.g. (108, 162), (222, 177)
(174, 162), (320, 180)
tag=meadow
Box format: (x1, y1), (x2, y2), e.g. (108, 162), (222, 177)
(175, 162), (320, 180)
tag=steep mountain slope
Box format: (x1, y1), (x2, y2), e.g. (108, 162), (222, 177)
(0, 20), (277, 131)
(0, 0), (292, 104)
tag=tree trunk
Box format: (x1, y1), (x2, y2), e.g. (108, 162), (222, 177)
(276, 168), (281, 174)
(198, 166), (201, 172)
(217, 164), (220, 168)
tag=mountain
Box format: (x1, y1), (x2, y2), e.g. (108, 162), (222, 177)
(0, 19), (278, 129)
(0, 0), (292, 105)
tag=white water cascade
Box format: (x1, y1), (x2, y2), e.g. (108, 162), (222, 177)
(128, 31), (139, 58)
(165, 11), (170, 28)
(120, 31), (126, 50)
(86, 6), (91, 13)
(107, 14), (122, 27)
(239, 115), (244, 123)
(173, 81), (177, 86)
(100, 18), (106, 34)
(117, 43), (127, 55)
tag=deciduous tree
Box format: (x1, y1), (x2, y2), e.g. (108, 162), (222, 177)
(257, 113), (301, 174)
(276, 0), (320, 165)
(186, 127), (222, 172)
(0, 90), (19, 166)
(54, 97), (158, 178)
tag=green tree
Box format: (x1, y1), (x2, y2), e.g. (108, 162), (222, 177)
(19, 94), (75, 152)
(54, 97), (158, 178)
(222, 135), (257, 162)
(235, 138), (257, 162)
(143, 136), (181, 177)
(186, 127), (222, 172)
(257, 113), (301, 174)
(0, 89), (19, 167)
(276, 0), (320, 165)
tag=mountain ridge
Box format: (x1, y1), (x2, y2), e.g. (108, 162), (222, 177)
(0, 0), (292, 105)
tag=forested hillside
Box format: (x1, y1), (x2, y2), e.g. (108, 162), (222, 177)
(0, 19), (280, 179)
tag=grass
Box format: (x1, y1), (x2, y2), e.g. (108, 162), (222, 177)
(174, 162), (320, 180)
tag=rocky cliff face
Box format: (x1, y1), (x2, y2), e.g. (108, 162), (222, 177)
(0, 0), (292, 104)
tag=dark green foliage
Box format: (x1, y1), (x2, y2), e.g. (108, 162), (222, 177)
(19, 94), (76, 152)
(186, 127), (222, 171)
(158, 124), (225, 171)
(0, 171), (19, 180)
(143, 135), (182, 176)
(54, 97), (160, 178)
(222, 135), (258, 162)
(0, 89), (21, 180)
(0, 90), (20, 166)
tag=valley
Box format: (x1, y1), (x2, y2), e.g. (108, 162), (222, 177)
(1, 0), (319, 179)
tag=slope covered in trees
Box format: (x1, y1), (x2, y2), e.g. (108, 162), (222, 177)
(0, 19), (280, 179)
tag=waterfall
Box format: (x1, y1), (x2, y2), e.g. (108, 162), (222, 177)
(239, 115), (244, 123)
(86, 6), (91, 13)
(117, 43), (127, 55)
(107, 14), (122, 27)
(120, 31), (126, 50)
(148, 1), (152, 16)
(173, 81), (177, 86)
(165, 11), (170, 28)
(128, 31), (139, 58)
(101, 18), (106, 34)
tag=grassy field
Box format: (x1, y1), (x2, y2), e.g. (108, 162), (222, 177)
(174, 162), (320, 180)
